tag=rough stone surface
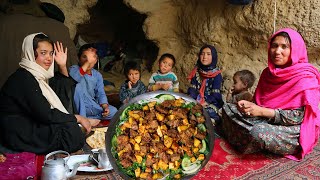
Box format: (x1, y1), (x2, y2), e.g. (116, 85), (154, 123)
(48, 0), (320, 93)
(40, 0), (97, 39)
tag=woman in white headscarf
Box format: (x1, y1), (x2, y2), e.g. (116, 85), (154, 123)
(0, 33), (92, 154)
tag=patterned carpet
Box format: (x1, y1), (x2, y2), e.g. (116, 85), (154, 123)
(71, 138), (320, 180)
(2, 137), (319, 179)
(193, 138), (320, 180)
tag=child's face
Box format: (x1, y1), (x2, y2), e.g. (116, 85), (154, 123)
(79, 48), (98, 69)
(159, 57), (174, 74)
(35, 41), (54, 70)
(127, 69), (140, 85)
(200, 47), (212, 66)
(233, 75), (247, 93)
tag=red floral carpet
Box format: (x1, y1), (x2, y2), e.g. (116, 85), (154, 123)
(193, 138), (320, 180)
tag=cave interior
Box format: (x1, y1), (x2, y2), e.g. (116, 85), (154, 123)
(76, 0), (159, 74)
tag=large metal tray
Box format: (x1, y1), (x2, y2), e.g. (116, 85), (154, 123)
(105, 91), (215, 179)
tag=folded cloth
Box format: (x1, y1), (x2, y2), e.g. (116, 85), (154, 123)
(0, 152), (37, 180)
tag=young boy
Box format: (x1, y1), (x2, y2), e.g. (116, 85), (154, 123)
(226, 69), (256, 103)
(148, 53), (179, 92)
(119, 61), (146, 105)
(69, 44), (117, 122)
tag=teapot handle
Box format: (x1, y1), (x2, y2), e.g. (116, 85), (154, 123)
(45, 150), (70, 163)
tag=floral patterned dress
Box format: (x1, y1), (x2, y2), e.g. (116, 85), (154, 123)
(221, 103), (304, 155)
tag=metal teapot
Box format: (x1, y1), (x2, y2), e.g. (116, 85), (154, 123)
(41, 150), (79, 180)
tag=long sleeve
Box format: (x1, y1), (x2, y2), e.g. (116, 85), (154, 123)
(205, 74), (223, 108)
(69, 65), (84, 83)
(119, 82), (130, 103)
(270, 107), (304, 126)
(0, 69), (77, 125)
(148, 72), (157, 91)
(187, 78), (199, 100)
(94, 71), (108, 104)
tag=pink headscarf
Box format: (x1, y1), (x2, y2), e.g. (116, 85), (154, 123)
(254, 28), (320, 160)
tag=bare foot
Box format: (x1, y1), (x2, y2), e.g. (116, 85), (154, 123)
(88, 118), (101, 127)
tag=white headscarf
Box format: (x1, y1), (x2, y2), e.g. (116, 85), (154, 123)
(19, 32), (69, 114)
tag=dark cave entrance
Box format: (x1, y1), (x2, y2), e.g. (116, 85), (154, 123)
(75, 0), (159, 73)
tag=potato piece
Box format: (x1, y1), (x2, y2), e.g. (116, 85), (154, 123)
(129, 138), (136, 145)
(118, 150), (125, 157)
(142, 105), (149, 111)
(171, 142), (179, 151)
(174, 161), (180, 167)
(164, 136), (173, 148)
(148, 101), (156, 108)
(166, 149), (173, 155)
(160, 125), (167, 130)
(198, 154), (205, 161)
(152, 173), (163, 179)
(131, 113), (140, 120)
(156, 112), (165, 121)
(145, 167), (152, 173)
(182, 118), (189, 125)
(152, 163), (159, 170)
(194, 127), (198, 136)
(135, 155), (143, 163)
(177, 125), (188, 133)
(128, 117), (134, 124)
(174, 174), (182, 179)
(135, 167), (141, 178)
(157, 126), (163, 137)
(138, 125), (146, 134)
(134, 143), (140, 151)
(169, 162), (175, 169)
(158, 160), (168, 170)
(194, 138), (201, 147)
(139, 118), (144, 124)
(168, 114), (175, 121)
(193, 147), (199, 153)
(134, 135), (142, 143)
(190, 156), (196, 163)
(153, 134), (160, 142)
(140, 172), (149, 179)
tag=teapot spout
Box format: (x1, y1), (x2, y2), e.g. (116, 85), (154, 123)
(66, 162), (79, 178)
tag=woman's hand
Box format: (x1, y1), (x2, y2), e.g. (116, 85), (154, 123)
(237, 100), (275, 118)
(54, 41), (68, 76)
(75, 115), (91, 134)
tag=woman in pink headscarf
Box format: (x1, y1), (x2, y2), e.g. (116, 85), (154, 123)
(221, 28), (320, 160)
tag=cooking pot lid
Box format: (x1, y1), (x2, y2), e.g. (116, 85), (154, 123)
(45, 158), (65, 165)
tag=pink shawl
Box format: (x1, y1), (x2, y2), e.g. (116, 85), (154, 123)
(254, 28), (320, 160)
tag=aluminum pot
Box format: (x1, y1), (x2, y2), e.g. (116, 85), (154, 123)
(105, 91), (215, 179)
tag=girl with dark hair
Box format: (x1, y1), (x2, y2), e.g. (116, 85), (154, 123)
(187, 45), (224, 124)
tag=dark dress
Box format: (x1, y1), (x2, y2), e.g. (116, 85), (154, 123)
(221, 103), (303, 155)
(0, 68), (85, 154)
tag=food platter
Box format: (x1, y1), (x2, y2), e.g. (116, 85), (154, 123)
(105, 91), (215, 179)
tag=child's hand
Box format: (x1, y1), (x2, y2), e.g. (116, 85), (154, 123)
(162, 83), (171, 91)
(228, 87), (234, 94)
(128, 81), (132, 89)
(54, 41), (67, 67)
(101, 104), (110, 117)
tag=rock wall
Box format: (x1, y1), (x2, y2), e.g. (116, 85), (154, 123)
(47, 0), (320, 93)
(125, 0), (320, 93)
(40, 0), (97, 38)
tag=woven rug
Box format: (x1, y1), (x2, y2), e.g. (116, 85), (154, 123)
(193, 138), (320, 180)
